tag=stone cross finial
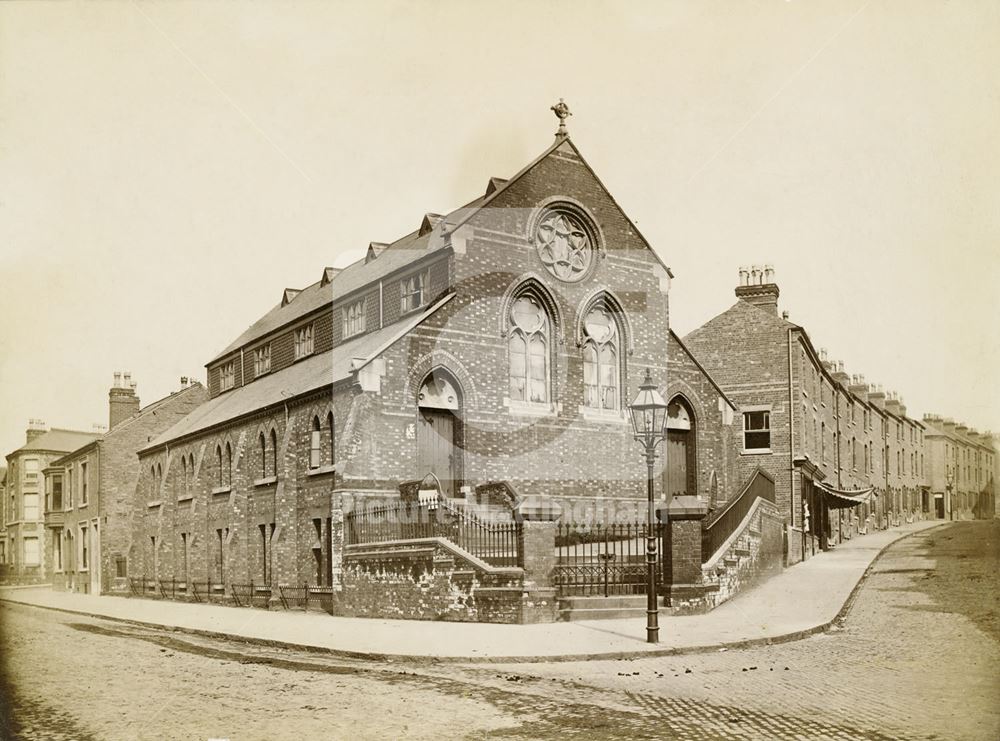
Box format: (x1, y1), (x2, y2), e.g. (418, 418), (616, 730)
(551, 98), (572, 137)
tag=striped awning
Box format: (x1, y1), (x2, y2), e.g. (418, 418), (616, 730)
(818, 482), (876, 509)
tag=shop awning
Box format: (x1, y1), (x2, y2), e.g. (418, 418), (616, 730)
(817, 482), (876, 510)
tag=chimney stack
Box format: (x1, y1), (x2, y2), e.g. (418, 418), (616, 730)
(25, 418), (47, 444)
(109, 370), (141, 430)
(735, 265), (781, 314)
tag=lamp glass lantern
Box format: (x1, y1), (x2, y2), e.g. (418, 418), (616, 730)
(629, 369), (669, 444)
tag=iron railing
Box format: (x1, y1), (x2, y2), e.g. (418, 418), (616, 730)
(230, 582), (272, 609)
(554, 522), (655, 597)
(277, 584), (335, 613)
(701, 468), (775, 562)
(344, 499), (522, 567)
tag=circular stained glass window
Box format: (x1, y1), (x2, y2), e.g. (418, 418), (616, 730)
(535, 209), (593, 282)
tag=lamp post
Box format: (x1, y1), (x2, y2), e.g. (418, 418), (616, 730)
(946, 470), (954, 521)
(628, 368), (669, 644)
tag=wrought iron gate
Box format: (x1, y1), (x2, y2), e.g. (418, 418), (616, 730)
(553, 522), (657, 597)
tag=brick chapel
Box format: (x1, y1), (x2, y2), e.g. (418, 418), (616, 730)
(127, 110), (739, 597)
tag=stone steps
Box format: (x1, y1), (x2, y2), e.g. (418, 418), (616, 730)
(558, 595), (667, 621)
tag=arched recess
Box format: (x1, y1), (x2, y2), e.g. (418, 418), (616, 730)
(498, 275), (564, 339)
(405, 352), (479, 411)
(664, 394), (698, 500)
(503, 279), (560, 405)
(577, 291), (631, 411)
(415, 368), (464, 498)
(574, 289), (634, 354)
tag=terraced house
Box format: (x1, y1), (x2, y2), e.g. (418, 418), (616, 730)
(42, 374), (206, 594)
(3, 423), (99, 583)
(683, 267), (939, 563)
(921, 415), (996, 520)
(126, 119), (743, 621)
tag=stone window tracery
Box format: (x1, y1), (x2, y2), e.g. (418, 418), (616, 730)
(535, 207), (594, 282)
(508, 295), (549, 404)
(582, 305), (620, 410)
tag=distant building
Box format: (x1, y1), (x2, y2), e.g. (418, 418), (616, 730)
(3, 422), (100, 583)
(43, 374), (207, 593)
(0, 466), (8, 566)
(683, 267), (930, 562)
(921, 416), (995, 520)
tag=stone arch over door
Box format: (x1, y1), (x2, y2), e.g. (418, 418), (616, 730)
(664, 394), (697, 500)
(416, 369), (464, 498)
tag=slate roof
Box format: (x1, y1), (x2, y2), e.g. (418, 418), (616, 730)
(148, 294), (454, 451)
(7, 429), (101, 458)
(50, 383), (208, 466)
(207, 198), (486, 365)
(208, 134), (670, 367)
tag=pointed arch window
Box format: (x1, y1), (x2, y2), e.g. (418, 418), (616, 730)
(259, 433), (267, 477)
(508, 294), (549, 404)
(269, 429), (278, 479)
(215, 445), (223, 487)
(224, 443), (233, 487)
(582, 303), (621, 410)
(181, 456), (188, 498)
(309, 417), (322, 469)
(327, 411), (336, 467)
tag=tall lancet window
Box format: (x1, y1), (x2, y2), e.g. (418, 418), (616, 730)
(582, 305), (620, 410)
(508, 295), (549, 404)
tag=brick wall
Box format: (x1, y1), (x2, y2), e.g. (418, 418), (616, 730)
(699, 499), (784, 612)
(339, 540), (525, 623)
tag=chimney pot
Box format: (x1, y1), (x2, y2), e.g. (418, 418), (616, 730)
(781, 310), (789, 320)
(114, 371), (122, 388)
(764, 264), (774, 283)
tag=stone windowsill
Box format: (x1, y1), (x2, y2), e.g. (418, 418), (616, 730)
(307, 465), (337, 478)
(146, 500), (163, 509)
(254, 476), (278, 487)
(506, 399), (556, 418)
(740, 448), (773, 456)
(176, 495), (194, 503)
(211, 486), (231, 496)
(578, 406), (627, 425)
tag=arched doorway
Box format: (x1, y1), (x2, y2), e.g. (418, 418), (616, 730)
(665, 396), (696, 500)
(416, 371), (462, 498)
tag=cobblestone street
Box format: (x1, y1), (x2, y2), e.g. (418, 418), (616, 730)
(1, 521), (997, 740)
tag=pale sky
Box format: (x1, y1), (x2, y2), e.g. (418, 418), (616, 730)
(1, 0), (998, 460)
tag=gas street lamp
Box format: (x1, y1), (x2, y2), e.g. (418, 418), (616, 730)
(628, 368), (669, 644)
(945, 470), (954, 521)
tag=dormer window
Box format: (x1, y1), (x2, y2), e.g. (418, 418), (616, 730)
(220, 361), (235, 391)
(343, 299), (366, 338)
(401, 271), (429, 314)
(294, 323), (314, 359)
(253, 344), (271, 376)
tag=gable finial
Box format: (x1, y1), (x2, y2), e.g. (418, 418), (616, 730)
(551, 98), (572, 137)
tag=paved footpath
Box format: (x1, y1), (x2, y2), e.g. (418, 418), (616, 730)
(0, 519), (941, 662)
